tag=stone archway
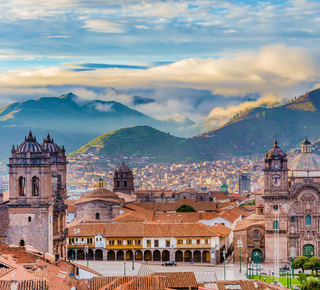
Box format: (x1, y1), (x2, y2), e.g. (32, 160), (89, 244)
(87, 249), (94, 260)
(202, 251), (210, 263)
(126, 250), (133, 260)
(67, 249), (75, 260)
(135, 250), (143, 261)
(162, 250), (170, 261)
(77, 250), (85, 260)
(252, 249), (263, 263)
(194, 251), (201, 262)
(95, 249), (103, 260)
(303, 244), (314, 258)
(153, 250), (161, 261)
(184, 250), (192, 262)
(117, 250), (124, 261)
(107, 250), (115, 261)
(175, 250), (183, 262)
(144, 250), (152, 261)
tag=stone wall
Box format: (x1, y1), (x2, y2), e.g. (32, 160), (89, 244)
(7, 207), (50, 253)
(75, 201), (119, 221)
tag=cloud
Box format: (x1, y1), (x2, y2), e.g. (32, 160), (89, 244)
(95, 103), (113, 112)
(0, 44), (319, 125)
(83, 19), (126, 33)
(204, 94), (284, 129)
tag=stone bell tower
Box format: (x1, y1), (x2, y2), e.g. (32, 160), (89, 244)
(7, 132), (67, 257)
(263, 139), (289, 262)
(113, 162), (134, 195)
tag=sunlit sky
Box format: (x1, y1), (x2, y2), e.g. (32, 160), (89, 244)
(1, 0), (320, 126)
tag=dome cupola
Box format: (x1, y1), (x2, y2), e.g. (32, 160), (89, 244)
(117, 161), (131, 173)
(17, 131), (42, 153)
(301, 136), (312, 153)
(41, 133), (60, 153)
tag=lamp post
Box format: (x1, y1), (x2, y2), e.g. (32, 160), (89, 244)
(132, 249), (135, 270)
(246, 255), (248, 278)
(237, 239), (243, 273)
(85, 245), (88, 268)
(223, 250), (226, 280)
(251, 261), (254, 279)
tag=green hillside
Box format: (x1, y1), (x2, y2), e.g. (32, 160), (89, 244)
(71, 126), (200, 162)
(196, 88), (320, 156)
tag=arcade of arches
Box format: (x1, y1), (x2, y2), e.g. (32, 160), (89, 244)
(67, 249), (211, 262)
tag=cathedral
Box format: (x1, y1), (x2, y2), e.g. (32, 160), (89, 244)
(234, 137), (320, 263)
(6, 132), (67, 258)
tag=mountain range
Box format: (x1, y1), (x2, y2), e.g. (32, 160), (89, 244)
(0, 93), (196, 160)
(72, 88), (320, 162)
(2, 88), (320, 162)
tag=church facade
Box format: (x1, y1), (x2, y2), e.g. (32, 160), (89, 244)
(234, 138), (320, 263)
(6, 132), (67, 258)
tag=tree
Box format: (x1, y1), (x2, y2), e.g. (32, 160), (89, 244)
(301, 277), (320, 290)
(294, 256), (310, 273)
(176, 204), (196, 212)
(307, 257), (320, 276)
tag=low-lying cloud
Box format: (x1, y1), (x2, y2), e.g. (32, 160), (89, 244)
(0, 44), (319, 126)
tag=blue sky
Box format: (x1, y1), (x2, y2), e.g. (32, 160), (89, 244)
(1, 0), (320, 127)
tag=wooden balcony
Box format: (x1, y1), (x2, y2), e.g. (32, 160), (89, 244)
(176, 244), (211, 249)
(67, 242), (95, 248)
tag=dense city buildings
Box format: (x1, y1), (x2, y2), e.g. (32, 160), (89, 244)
(67, 155), (264, 196)
(238, 174), (251, 194)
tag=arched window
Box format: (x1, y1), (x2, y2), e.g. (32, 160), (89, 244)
(32, 176), (39, 196)
(124, 181), (127, 187)
(96, 213), (100, 220)
(28, 216), (31, 222)
(19, 177), (26, 196)
(19, 240), (25, 247)
(306, 215), (311, 226)
(290, 216), (295, 223)
(117, 181), (120, 187)
(253, 230), (259, 240)
(273, 220), (279, 229)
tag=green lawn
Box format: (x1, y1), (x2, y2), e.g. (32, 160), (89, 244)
(250, 275), (301, 287)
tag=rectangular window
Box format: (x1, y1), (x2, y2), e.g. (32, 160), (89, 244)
(147, 240), (151, 247)
(137, 240), (141, 245)
(177, 239), (183, 245)
(197, 239), (200, 244)
(166, 239), (170, 247)
(127, 240), (132, 245)
(117, 240), (122, 245)
(205, 239), (209, 244)
(110, 240), (115, 245)
(154, 240), (159, 247)
(186, 239), (191, 244)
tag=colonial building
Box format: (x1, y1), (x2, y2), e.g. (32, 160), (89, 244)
(113, 162), (134, 195)
(67, 220), (231, 264)
(234, 138), (320, 263)
(6, 132), (67, 258)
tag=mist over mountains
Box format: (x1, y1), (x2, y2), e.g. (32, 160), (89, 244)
(0, 92), (198, 159)
(1, 88), (320, 162)
(72, 88), (320, 162)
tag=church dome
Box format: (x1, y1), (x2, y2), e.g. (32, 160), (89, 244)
(41, 133), (59, 153)
(266, 139), (286, 159)
(288, 153), (320, 171)
(17, 131), (42, 153)
(288, 137), (320, 178)
(116, 162), (131, 173)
